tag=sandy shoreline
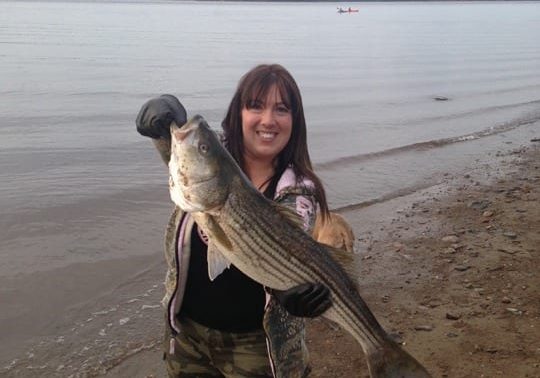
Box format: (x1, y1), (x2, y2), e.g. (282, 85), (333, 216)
(2, 140), (539, 377)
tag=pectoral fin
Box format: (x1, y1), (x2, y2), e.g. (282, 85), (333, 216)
(207, 243), (231, 281)
(204, 215), (234, 281)
(273, 203), (304, 229)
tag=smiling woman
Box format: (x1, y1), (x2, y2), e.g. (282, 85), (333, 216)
(241, 85), (293, 191)
(136, 64), (331, 378)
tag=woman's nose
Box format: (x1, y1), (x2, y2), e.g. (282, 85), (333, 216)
(261, 108), (275, 126)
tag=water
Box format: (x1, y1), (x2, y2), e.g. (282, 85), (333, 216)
(1, 0), (540, 276)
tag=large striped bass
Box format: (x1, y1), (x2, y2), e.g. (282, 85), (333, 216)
(168, 115), (431, 378)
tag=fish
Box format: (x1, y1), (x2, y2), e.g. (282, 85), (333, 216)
(168, 115), (431, 378)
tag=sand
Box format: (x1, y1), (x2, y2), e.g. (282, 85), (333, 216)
(2, 141), (539, 378)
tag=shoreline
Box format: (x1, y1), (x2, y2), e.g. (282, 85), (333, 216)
(2, 140), (539, 377)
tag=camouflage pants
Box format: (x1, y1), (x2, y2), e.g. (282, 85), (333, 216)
(164, 316), (273, 378)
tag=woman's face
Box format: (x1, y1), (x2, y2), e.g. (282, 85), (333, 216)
(241, 84), (293, 165)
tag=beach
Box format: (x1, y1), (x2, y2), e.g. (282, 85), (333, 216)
(3, 138), (538, 377)
(2, 1), (540, 376)
(109, 139), (540, 378)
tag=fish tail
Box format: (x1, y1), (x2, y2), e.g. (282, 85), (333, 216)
(366, 344), (431, 378)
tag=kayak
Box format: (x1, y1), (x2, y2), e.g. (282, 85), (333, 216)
(337, 9), (359, 13)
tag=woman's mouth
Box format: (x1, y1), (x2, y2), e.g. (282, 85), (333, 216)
(257, 131), (277, 141)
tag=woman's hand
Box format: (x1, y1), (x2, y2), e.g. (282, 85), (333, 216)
(273, 283), (331, 318)
(136, 94), (187, 139)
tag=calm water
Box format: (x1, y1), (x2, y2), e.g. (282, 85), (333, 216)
(1, 0), (540, 275)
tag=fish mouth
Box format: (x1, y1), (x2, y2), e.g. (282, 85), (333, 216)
(171, 121), (197, 143)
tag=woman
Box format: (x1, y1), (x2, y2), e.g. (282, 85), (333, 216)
(136, 64), (330, 378)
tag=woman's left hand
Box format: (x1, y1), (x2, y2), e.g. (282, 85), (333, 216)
(272, 283), (331, 318)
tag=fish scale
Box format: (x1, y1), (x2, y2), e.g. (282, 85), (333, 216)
(169, 115), (431, 377)
(221, 189), (387, 350)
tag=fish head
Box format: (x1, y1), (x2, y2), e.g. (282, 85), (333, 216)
(169, 115), (231, 213)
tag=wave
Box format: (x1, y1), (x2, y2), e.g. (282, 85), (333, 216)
(333, 182), (438, 214)
(315, 108), (540, 171)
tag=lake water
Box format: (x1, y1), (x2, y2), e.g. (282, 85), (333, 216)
(1, 0), (540, 277)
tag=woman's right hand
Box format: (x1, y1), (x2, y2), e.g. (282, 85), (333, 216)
(136, 94), (187, 139)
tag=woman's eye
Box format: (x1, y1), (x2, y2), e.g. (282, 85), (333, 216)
(247, 100), (263, 111)
(276, 105), (290, 114)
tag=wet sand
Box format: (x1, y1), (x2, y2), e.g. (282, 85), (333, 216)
(2, 141), (539, 377)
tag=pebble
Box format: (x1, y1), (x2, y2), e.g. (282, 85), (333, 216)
(506, 308), (522, 315)
(455, 265), (471, 272)
(468, 200), (491, 210)
(446, 312), (461, 320)
(414, 325), (434, 331)
(503, 231), (517, 239)
(388, 332), (404, 344)
(501, 297), (512, 304)
(442, 235), (459, 243)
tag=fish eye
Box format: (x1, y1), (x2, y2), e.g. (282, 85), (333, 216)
(199, 143), (209, 154)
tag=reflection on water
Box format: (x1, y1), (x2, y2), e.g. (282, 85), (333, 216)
(1, 0), (540, 274)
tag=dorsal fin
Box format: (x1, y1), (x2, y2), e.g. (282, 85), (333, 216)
(273, 203), (305, 229)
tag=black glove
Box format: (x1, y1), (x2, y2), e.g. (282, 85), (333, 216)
(273, 283), (331, 318)
(136, 94), (187, 139)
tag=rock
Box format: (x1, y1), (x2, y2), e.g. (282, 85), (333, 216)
(501, 297), (512, 304)
(468, 200), (491, 210)
(506, 308), (522, 315)
(503, 231), (517, 239)
(455, 265), (471, 272)
(434, 96), (449, 101)
(388, 332), (404, 344)
(446, 312), (461, 320)
(442, 235), (459, 243)
(482, 210), (494, 217)
(414, 325), (434, 331)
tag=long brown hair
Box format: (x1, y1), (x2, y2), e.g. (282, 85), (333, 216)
(222, 64), (329, 217)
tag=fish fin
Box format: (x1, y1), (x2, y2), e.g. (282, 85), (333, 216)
(205, 215), (234, 251)
(207, 242), (231, 281)
(273, 203), (305, 229)
(325, 245), (361, 282)
(204, 215), (234, 281)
